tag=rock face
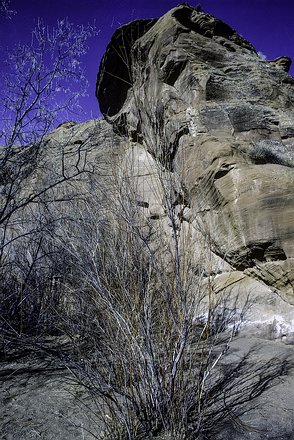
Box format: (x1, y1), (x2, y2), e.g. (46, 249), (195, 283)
(96, 10), (294, 436)
(96, 3), (294, 332)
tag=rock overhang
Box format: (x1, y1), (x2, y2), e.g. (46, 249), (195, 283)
(96, 18), (157, 118)
(96, 3), (258, 121)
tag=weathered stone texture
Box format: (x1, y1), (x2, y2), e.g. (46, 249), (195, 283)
(96, 4), (294, 328)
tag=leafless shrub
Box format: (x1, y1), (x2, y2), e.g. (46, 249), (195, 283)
(0, 17), (97, 340)
(49, 160), (289, 440)
(0, 12), (98, 345)
(0, 129), (93, 345)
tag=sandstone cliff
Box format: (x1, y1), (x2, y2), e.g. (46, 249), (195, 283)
(96, 3), (294, 338)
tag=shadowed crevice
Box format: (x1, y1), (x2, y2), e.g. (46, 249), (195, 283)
(96, 19), (157, 118)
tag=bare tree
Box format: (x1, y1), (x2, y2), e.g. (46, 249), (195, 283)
(0, 15), (97, 227)
(0, 131), (92, 340)
(0, 0), (16, 19)
(1, 17), (97, 147)
(0, 16), (97, 341)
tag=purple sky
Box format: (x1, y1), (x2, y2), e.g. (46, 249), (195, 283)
(1, 0), (294, 123)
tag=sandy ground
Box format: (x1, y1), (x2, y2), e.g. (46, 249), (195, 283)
(1, 335), (294, 440)
(0, 346), (100, 440)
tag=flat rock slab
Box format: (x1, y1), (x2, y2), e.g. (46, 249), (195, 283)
(214, 335), (294, 440)
(0, 351), (100, 440)
(1, 338), (294, 440)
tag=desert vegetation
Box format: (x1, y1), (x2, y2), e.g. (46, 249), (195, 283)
(54, 168), (291, 440)
(0, 130), (291, 439)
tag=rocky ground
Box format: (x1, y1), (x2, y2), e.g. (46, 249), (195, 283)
(0, 343), (100, 440)
(214, 335), (294, 440)
(1, 335), (294, 439)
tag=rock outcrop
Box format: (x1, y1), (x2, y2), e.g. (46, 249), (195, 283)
(96, 3), (294, 336)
